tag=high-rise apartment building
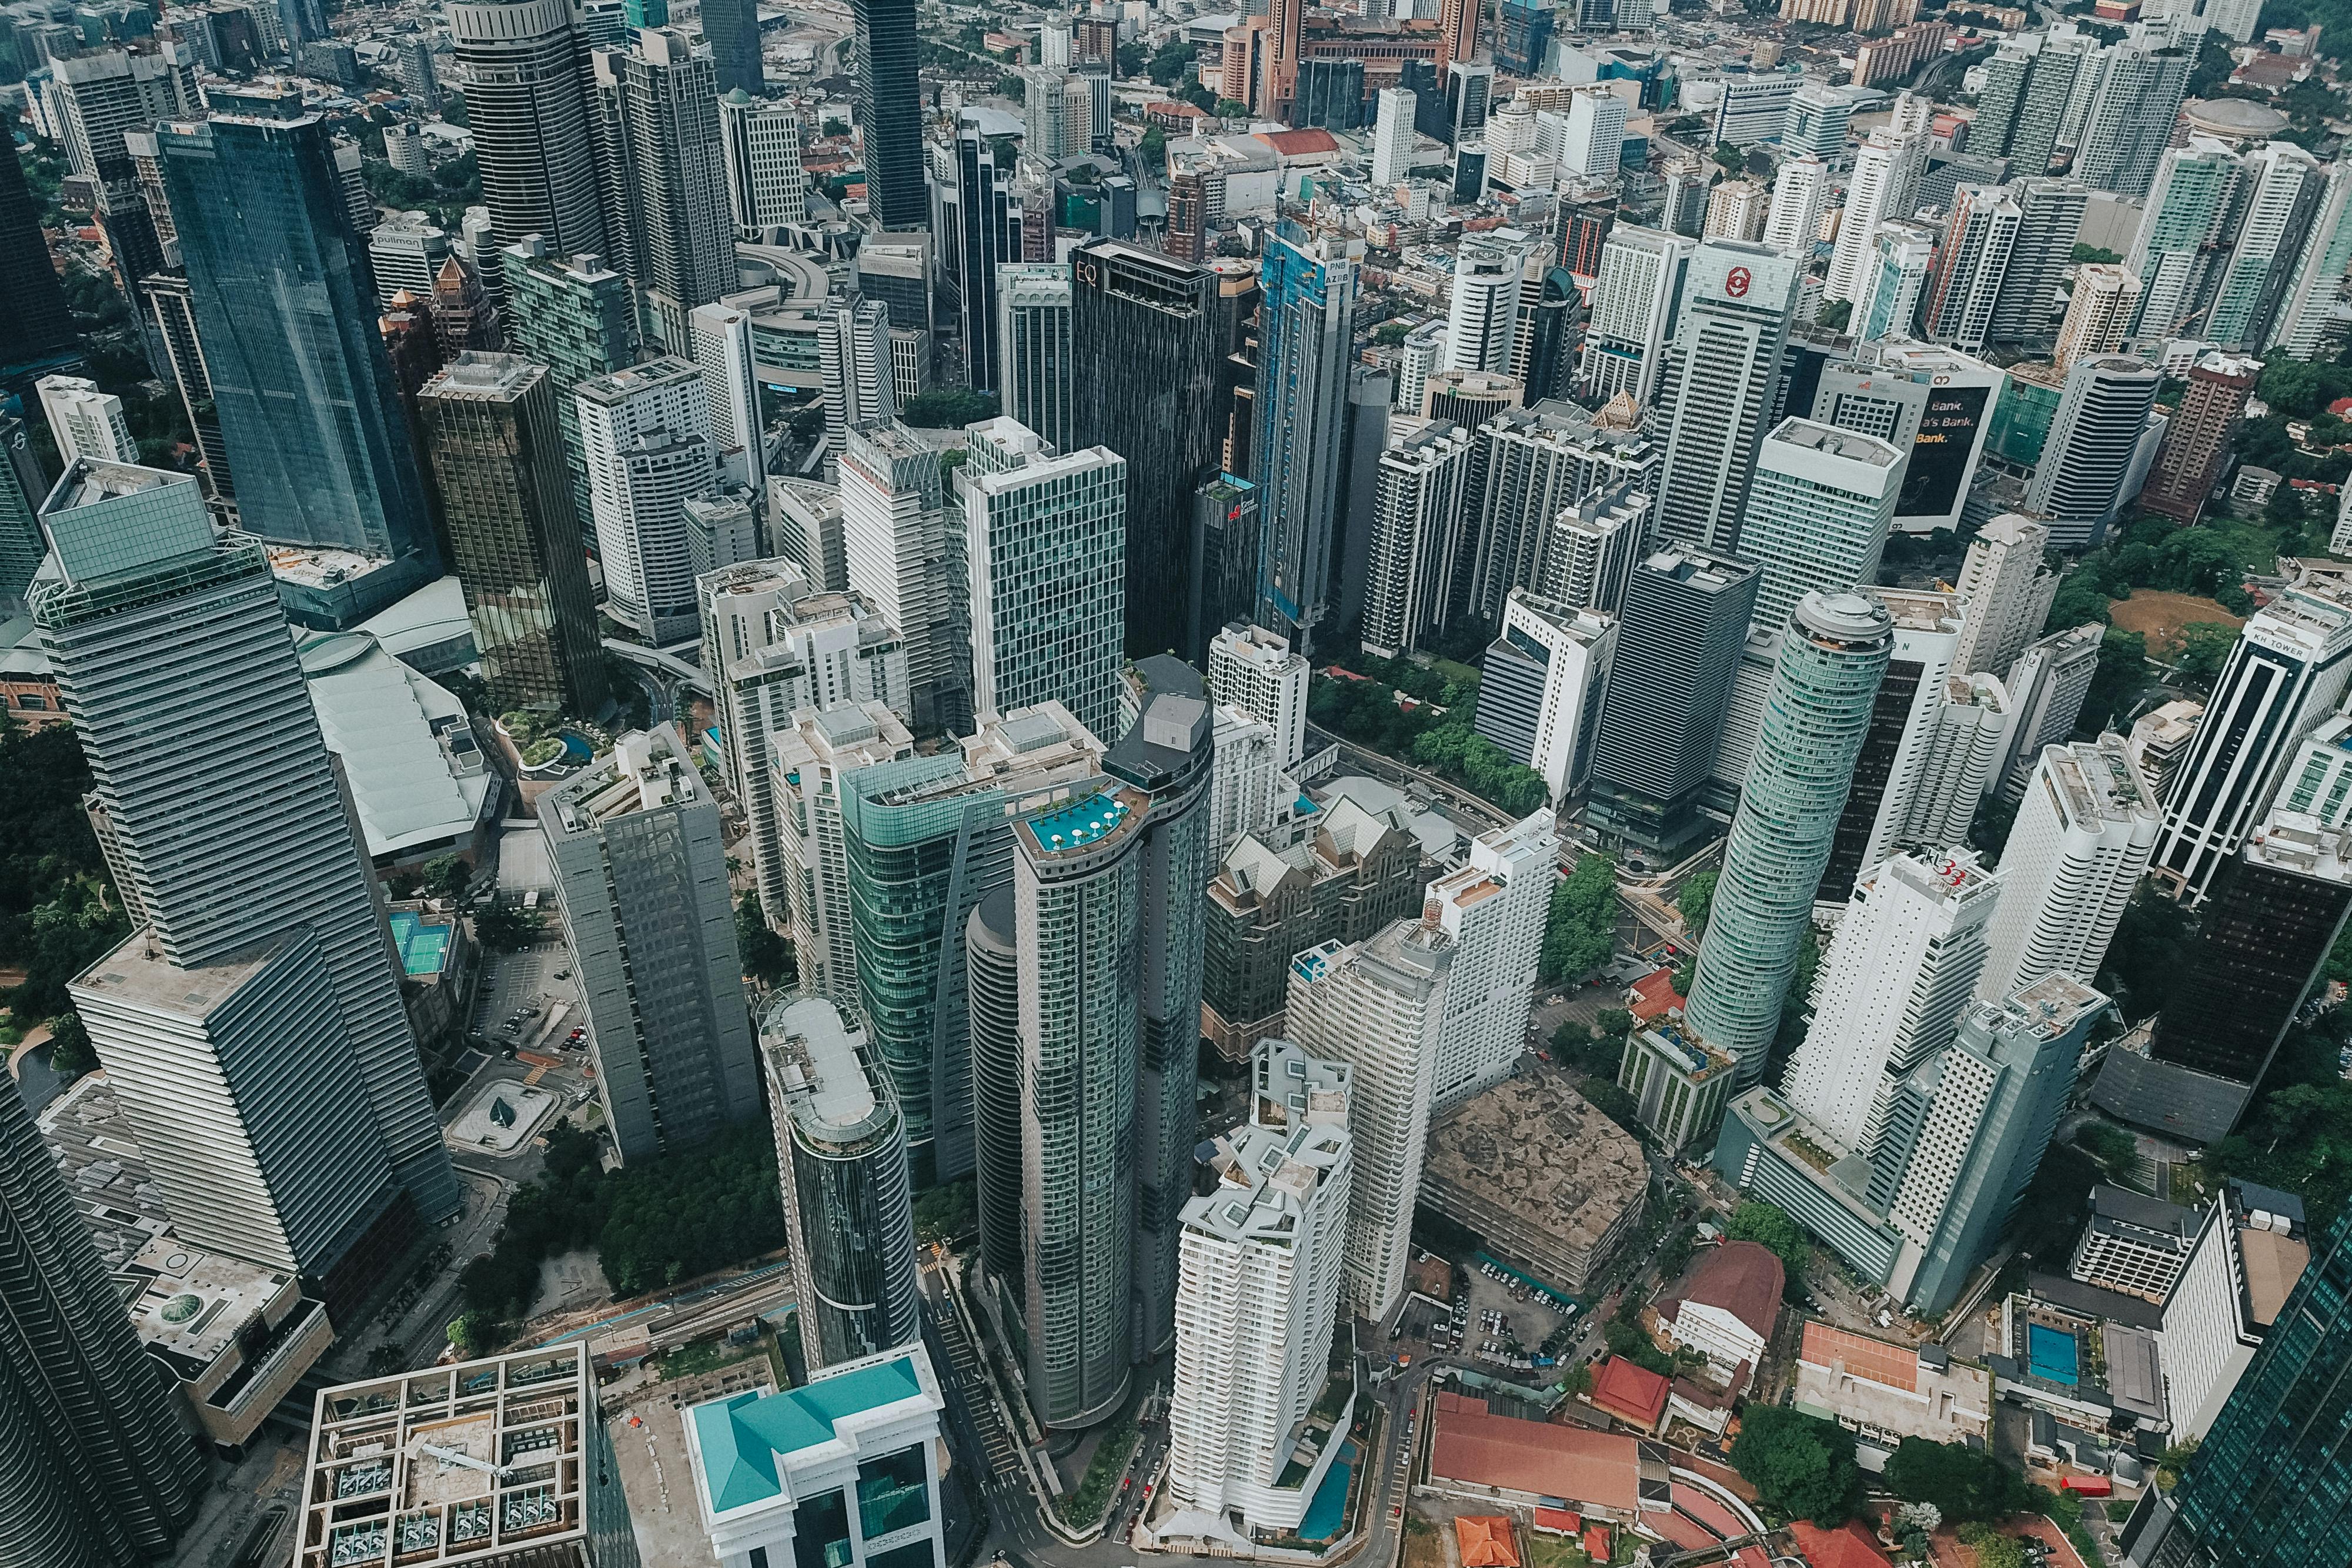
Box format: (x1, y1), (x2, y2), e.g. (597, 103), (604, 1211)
(770, 704), (916, 1009)
(576, 356), (716, 644)
(1685, 592), (1893, 1081)
(1360, 417), (1476, 660)
(997, 262), (1074, 456)
(592, 31), (733, 352)
(2054, 263), (2143, 369)
(35, 374), (136, 464)
(717, 91), (808, 239)
(2074, 42), (2191, 198)
(542, 726), (760, 1162)
(1986, 179), (2088, 346)
(1825, 134), (1918, 304)
(960, 418), (1127, 741)
(691, 303), (763, 487)
(841, 420), (969, 735)
(1070, 239), (1251, 661)
(1429, 810), (1559, 1111)
(1973, 35), (2082, 180)
(500, 238), (642, 525)
(2151, 577), (2352, 902)
(0, 1071), (206, 1567)
(1462, 405), (1658, 621)
(1922, 185), (2022, 352)
(1285, 919), (1454, 1322)
(1762, 156), (1829, 260)
(48, 46), (199, 183)
(158, 112), (442, 614)
(446, 0), (608, 260)
(1165, 1039), (1353, 1542)
(1785, 850), (2002, 1152)
(1702, 180), (1768, 245)
(1586, 546), (1760, 858)
(1475, 590), (1618, 803)
(1371, 87), (1416, 186)
(763, 997), (921, 1369)
(2209, 143), (2323, 348)
(2025, 353), (2161, 548)
(1653, 240), (1802, 553)
(2141, 352), (2261, 524)
(1995, 621), (2107, 797)
(1736, 417), (1905, 637)
(817, 292), (897, 456)
(1253, 227), (1357, 650)
(39, 463), (459, 1276)
(1815, 589), (1969, 901)
(1976, 735), (2160, 1003)
(846, 705), (1105, 1185)
(1445, 233), (1530, 373)
(2128, 139), (2242, 341)
(419, 353), (609, 716)
(1579, 226), (1696, 406)
(2269, 155), (2352, 359)
(1208, 622), (1310, 769)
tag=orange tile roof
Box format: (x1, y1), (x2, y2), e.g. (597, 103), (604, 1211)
(1257, 127), (1341, 155)
(1790, 1520), (1893, 1568)
(1661, 1241), (1783, 1340)
(1457, 1516), (1520, 1567)
(1800, 1322), (1918, 1393)
(1591, 1356), (1670, 1429)
(1429, 1398), (1642, 1512)
(1628, 966), (1683, 1022)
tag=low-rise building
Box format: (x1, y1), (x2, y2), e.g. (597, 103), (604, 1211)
(1653, 1241), (1782, 1375)
(2070, 1184), (2199, 1303)
(1794, 1321), (1993, 1452)
(2157, 1178), (2311, 1440)
(1589, 1356), (1669, 1433)
(683, 1344), (947, 1568)
(1618, 1020), (1736, 1152)
(1419, 1066), (1648, 1294)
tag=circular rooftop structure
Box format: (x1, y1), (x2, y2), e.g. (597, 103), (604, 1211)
(2182, 98), (2289, 142)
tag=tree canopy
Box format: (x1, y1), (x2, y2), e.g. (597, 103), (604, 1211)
(737, 892), (796, 989)
(1883, 1437), (2038, 1523)
(1726, 1201), (1808, 1272)
(1676, 868), (1717, 937)
(1729, 1406), (1862, 1526)
(1540, 853), (1616, 982)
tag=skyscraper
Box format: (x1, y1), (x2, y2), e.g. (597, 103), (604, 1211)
(0, 416), (43, 617)
(2151, 577), (2352, 902)
(542, 725), (760, 1162)
(593, 30), (733, 352)
(2025, 353), (2161, 547)
(2073, 42), (2191, 198)
(0, 1071), (205, 1568)
(1652, 240), (1802, 553)
(950, 122), (1016, 395)
(1360, 417), (1476, 659)
(1996, 622), (2107, 798)
(961, 418), (1127, 741)
(1736, 417), (1905, 637)
(1825, 133), (1917, 304)
(419, 353), (610, 716)
(998, 262), (1075, 456)
(446, 0), (608, 260)
(853, 0), (926, 228)
(1286, 918), (1453, 1322)
(1986, 179), (2089, 346)
(1429, 810), (1559, 1110)
(701, 0), (762, 93)
(2127, 139), (2242, 341)
(2269, 155), (2352, 359)
(37, 462), (459, 1261)
(763, 997), (921, 1370)
(769, 704), (916, 1008)
(840, 420), (969, 735)
(1253, 226), (1357, 650)
(1578, 225), (1696, 406)
(1207, 621), (1310, 769)
(576, 356), (718, 644)
(1921, 185), (2022, 353)
(1784, 850), (2002, 1152)
(1762, 156), (1829, 260)
(2208, 143), (2323, 348)
(1475, 590), (1618, 804)
(1815, 589), (1969, 901)
(1976, 736), (2160, 1004)
(2054, 262), (2142, 370)
(1444, 232), (1529, 373)
(1073, 239), (1254, 661)
(817, 292), (896, 455)
(35, 375), (136, 466)
(501, 237), (642, 526)
(1164, 1039), (1353, 1543)
(717, 91), (808, 239)
(0, 131), (76, 377)
(158, 112), (442, 611)
(1684, 592), (1893, 1081)
(1371, 87), (1416, 186)
(1585, 546), (1760, 859)
(2123, 1203), (2352, 1568)
(2141, 352), (2261, 524)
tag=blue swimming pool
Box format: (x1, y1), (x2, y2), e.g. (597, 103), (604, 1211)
(1298, 1441), (1357, 1542)
(2028, 1323), (2080, 1386)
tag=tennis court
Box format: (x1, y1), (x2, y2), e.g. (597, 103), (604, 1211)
(388, 910), (453, 977)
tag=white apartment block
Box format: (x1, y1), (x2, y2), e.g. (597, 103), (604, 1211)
(1738, 417), (1906, 637)
(1209, 703), (1283, 855)
(577, 356), (718, 646)
(1485, 589), (1617, 803)
(2068, 1184), (2198, 1302)
(771, 703), (916, 1009)
(1164, 1040), (1354, 1544)
(1429, 809), (1559, 1112)
(1785, 850), (2003, 1155)
(1763, 156), (1829, 259)
(840, 421), (965, 733)
(1893, 671), (2012, 851)
(1950, 512), (2059, 681)
(691, 303), (764, 488)
(36, 375), (136, 465)
(1284, 920), (1452, 1323)
(1976, 735), (2160, 1004)
(1208, 622), (1310, 770)
(2157, 1181), (2311, 1440)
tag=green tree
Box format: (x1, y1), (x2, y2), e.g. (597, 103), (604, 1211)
(1816, 298), (1852, 330)
(1726, 1201), (1808, 1272)
(2079, 627), (2149, 734)
(473, 903), (544, 952)
(1729, 1405), (1862, 1525)
(1883, 1438), (2036, 1523)
(1957, 1524), (2027, 1568)
(1603, 1316), (1674, 1376)
(1139, 123), (1165, 162)
(1147, 36), (1197, 86)
(1115, 40), (1147, 76)
(423, 852), (470, 901)
(901, 388), (1000, 428)
(1713, 140), (1745, 173)
(1580, 1078), (1642, 1132)
(823, 116), (850, 137)
(2071, 242), (2123, 264)
(1676, 868), (1717, 937)
(913, 1180), (976, 1243)
(1540, 854), (1617, 982)
(736, 892), (796, 989)
(1596, 1007), (1633, 1039)
(1374, 320), (1412, 346)
(2173, 621), (2237, 690)
(447, 1311), (493, 1358)
(45, 1010), (96, 1079)
(2072, 1121), (2139, 1182)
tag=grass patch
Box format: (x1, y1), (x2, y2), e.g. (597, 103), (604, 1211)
(1061, 1417), (1138, 1528)
(657, 1338), (763, 1381)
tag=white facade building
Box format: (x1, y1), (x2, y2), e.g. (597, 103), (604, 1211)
(771, 703), (916, 1008)
(1976, 735), (2161, 1002)
(36, 374), (136, 465)
(1578, 225), (1695, 405)
(1825, 134), (1916, 305)
(1485, 589), (1618, 803)
(717, 90), (808, 238)
(1444, 233), (1531, 375)
(2157, 1181), (2311, 1440)
(1371, 88), (1416, 186)
(1762, 156), (1829, 260)
(1208, 703), (1284, 855)
(691, 303), (764, 487)
(1163, 1039), (1354, 1542)
(1738, 417), (1906, 637)
(577, 356), (719, 645)
(1950, 512), (2059, 680)
(1208, 622), (1311, 769)
(1429, 809), (1559, 1111)
(1559, 88), (1629, 179)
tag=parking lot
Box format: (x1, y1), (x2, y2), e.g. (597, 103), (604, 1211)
(469, 938), (587, 1057)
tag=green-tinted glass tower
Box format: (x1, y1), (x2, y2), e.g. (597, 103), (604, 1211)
(1683, 591), (1893, 1082)
(502, 236), (643, 527)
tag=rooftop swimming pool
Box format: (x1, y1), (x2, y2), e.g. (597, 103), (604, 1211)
(2028, 1322), (2080, 1386)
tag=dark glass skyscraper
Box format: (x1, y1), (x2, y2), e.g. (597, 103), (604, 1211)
(0, 1073), (206, 1568)
(446, 0), (609, 260)
(1251, 225), (1357, 653)
(1, 127), (76, 380)
(701, 0), (764, 93)
(1071, 238), (1231, 660)
(854, 0), (926, 229)
(2124, 1205), (2352, 1568)
(156, 113), (442, 608)
(419, 353), (609, 718)
(953, 121), (1015, 394)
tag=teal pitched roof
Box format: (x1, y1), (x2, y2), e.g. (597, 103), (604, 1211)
(694, 1355), (928, 1513)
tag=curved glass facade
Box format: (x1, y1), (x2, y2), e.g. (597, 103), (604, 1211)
(965, 889), (1024, 1295)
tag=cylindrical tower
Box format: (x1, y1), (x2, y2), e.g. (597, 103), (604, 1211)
(965, 888), (1024, 1298)
(445, 0), (609, 262)
(1685, 591), (1894, 1081)
(761, 998), (921, 1372)
(0, 1073), (205, 1568)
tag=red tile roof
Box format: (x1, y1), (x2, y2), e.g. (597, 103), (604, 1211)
(1457, 1516), (1520, 1567)
(1534, 1507), (1582, 1534)
(1257, 127), (1341, 156)
(1655, 1511), (1719, 1552)
(1790, 1520), (1894, 1568)
(1429, 1393), (1642, 1512)
(1628, 965), (1683, 1022)
(1659, 1241), (1783, 1341)
(1591, 1356), (1670, 1430)
(1800, 1322), (1918, 1392)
